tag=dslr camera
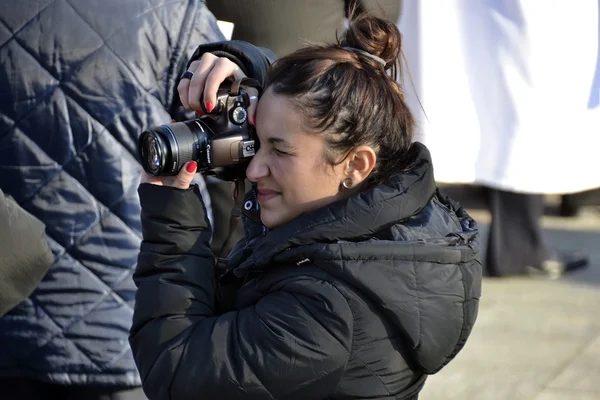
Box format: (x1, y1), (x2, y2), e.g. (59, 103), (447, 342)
(138, 79), (259, 181)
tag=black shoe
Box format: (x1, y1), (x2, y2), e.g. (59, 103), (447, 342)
(526, 251), (589, 280)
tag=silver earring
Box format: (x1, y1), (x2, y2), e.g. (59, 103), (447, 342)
(342, 177), (354, 189)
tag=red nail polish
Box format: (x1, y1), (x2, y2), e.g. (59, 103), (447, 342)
(171, 119), (176, 123)
(186, 161), (197, 173)
(206, 101), (214, 113)
(195, 109), (204, 116)
(250, 115), (256, 125)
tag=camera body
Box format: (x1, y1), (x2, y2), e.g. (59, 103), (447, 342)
(138, 81), (258, 181)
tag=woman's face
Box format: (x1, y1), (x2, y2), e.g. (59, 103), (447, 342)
(246, 91), (348, 229)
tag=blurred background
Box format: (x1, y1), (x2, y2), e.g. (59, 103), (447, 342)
(397, 2), (600, 398)
(1, 0), (598, 399)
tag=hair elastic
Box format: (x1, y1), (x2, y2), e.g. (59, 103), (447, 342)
(343, 47), (387, 66)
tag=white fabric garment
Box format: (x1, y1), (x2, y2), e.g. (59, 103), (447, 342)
(217, 20), (234, 40)
(399, 0), (600, 194)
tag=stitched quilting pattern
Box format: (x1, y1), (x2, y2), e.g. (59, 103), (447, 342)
(0, 0), (224, 385)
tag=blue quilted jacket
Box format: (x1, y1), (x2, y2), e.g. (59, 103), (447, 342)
(0, 0), (223, 386)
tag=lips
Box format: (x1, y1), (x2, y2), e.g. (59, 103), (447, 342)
(257, 188), (280, 203)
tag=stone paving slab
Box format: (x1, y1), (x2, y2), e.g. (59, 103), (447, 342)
(548, 335), (600, 393)
(533, 389), (600, 400)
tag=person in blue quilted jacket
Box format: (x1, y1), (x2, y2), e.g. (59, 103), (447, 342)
(0, 1), (224, 399)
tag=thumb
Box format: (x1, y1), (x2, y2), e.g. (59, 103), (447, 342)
(173, 161), (197, 189)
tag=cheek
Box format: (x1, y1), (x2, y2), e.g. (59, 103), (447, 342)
(281, 159), (340, 200)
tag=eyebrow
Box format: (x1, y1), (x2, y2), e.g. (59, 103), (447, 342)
(266, 137), (292, 148)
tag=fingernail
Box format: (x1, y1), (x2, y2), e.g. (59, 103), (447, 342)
(250, 116), (256, 125)
(171, 119), (176, 123)
(194, 109), (204, 116)
(206, 101), (214, 113)
(186, 161), (197, 173)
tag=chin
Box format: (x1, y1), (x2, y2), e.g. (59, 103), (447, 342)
(260, 213), (281, 229)
(260, 210), (290, 230)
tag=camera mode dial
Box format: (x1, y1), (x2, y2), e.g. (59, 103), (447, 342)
(230, 101), (247, 125)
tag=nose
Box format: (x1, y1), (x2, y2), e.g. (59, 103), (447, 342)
(246, 147), (269, 183)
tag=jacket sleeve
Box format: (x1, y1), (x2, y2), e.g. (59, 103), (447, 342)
(130, 183), (353, 400)
(186, 40), (276, 87)
(0, 189), (54, 316)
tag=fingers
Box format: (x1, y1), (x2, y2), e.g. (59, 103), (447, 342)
(140, 171), (163, 186)
(177, 53), (248, 115)
(178, 54), (221, 112)
(139, 162), (196, 190)
(172, 161), (197, 190)
(177, 59), (201, 111)
(202, 58), (246, 112)
(187, 54), (221, 112)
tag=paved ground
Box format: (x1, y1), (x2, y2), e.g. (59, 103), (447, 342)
(420, 205), (600, 400)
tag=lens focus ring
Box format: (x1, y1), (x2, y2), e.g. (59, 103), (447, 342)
(166, 122), (200, 170)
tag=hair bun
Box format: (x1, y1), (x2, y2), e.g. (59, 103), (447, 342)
(342, 13), (403, 69)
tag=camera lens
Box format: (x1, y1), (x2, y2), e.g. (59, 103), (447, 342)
(138, 121), (209, 176)
(140, 133), (163, 175)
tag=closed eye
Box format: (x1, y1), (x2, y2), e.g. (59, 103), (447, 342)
(272, 148), (289, 156)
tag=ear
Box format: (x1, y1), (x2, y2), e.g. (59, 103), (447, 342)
(344, 145), (377, 187)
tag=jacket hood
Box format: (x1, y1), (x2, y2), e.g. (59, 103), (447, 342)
(229, 142), (482, 374)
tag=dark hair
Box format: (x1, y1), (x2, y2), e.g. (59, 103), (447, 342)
(265, 12), (415, 188)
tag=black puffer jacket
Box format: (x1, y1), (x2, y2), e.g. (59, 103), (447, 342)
(131, 140), (482, 399)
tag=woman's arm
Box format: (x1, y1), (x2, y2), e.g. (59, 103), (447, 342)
(130, 182), (353, 400)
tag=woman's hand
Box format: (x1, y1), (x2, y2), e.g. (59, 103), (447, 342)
(177, 53), (258, 125)
(147, 54), (261, 189)
(141, 161), (198, 190)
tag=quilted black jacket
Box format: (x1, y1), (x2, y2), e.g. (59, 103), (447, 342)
(0, 0), (223, 386)
(131, 141), (482, 399)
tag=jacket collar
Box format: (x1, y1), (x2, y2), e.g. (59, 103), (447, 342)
(229, 142), (437, 273)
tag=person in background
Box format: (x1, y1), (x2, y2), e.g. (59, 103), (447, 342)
(0, 1), (223, 399)
(399, 0), (598, 278)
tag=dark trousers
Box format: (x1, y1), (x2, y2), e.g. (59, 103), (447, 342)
(561, 188), (600, 216)
(485, 188), (552, 276)
(206, 0), (402, 57)
(0, 378), (146, 400)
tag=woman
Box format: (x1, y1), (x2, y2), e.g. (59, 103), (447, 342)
(130, 14), (481, 400)
(205, 0), (403, 258)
